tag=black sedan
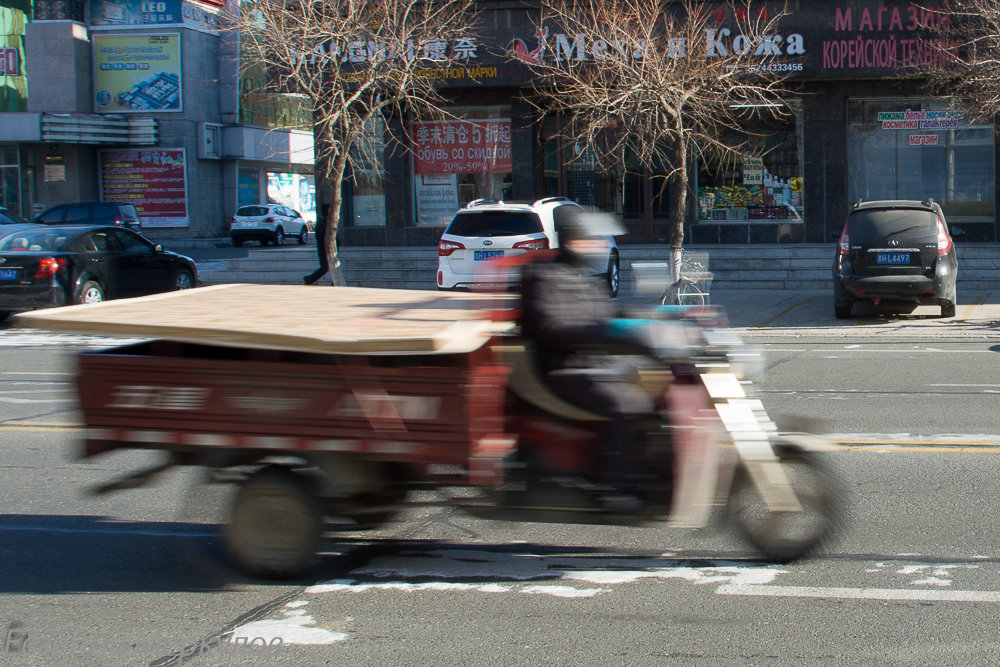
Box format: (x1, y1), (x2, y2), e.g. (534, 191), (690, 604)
(0, 224), (197, 318)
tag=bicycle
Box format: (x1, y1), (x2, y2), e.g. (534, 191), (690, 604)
(659, 255), (712, 306)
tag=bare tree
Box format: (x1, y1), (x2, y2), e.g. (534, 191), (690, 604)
(230, 0), (478, 285)
(518, 0), (796, 279)
(921, 0), (999, 121)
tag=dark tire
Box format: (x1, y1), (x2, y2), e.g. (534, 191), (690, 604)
(226, 465), (322, 579)
(272, 227), (285, 246)
(941, 300), (956, 318)
(75, 280), (105, 305)
(606, 252), (620, 298)
(297, 227), (308, 245)
(834, 302), (852, 319)
(0, 312), (10, 322)
(232, 238), (243, 248)
(727, 445), (842, 563)
(173, 270), (194, 291)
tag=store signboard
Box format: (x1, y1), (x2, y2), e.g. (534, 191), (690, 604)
(90, 0), (220, 32)
(412, 120), (512, 175)
(101, 148), (189, 227)
(93, 33), (182, 113)
(415, 174), (458, 226)
(743, 158), (764, 186)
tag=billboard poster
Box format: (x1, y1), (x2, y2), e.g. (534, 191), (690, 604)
(414, 173), (458, 226)
(101, 148), (189, 228)
(93, 33), (182, 112)
(0, 0), (29, 111)
(412, 119), (512, 175)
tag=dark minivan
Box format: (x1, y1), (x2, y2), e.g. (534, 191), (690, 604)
(33, 202), (142, 232)
(833, 199), (958, 319)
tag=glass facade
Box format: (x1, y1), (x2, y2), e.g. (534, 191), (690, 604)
(696, 102), (804, 223)
(847, 98), (994, 221)
(350, 118), (386, 227)
(412, 106), (512, 226)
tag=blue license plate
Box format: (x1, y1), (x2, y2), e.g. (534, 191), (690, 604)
(473, 250), (505, 261)
(0, 269), (19, 280)
(876, 252), (910, 265)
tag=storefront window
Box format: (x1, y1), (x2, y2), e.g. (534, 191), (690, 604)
(412, 106), (512, 226)
(237, 169), (259, 207)
(696, 102), (804, 223)
(0, 145), (20, 213)
(266, 172), (316, 224)
(847, 98), (994, 220)
(351, 117), (386, 227)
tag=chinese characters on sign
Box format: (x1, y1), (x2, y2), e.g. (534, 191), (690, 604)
(412, 120), (512, 175)
(101, 149), (188, 227)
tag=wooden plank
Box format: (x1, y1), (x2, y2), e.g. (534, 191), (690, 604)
(13, 284), (516, 355)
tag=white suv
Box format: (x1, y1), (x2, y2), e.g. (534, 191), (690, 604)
(230, 204), (309, 247)
(436, 197), (621, 295)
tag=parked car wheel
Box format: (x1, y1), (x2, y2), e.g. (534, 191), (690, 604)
(76, 280), (105, 305)
(606, 251), (620, 298)
(232, 238), (243, 248)
(941, 300), (956, 318)
(272, 228), (285, 246)
(297, 227), (308, 245)
(173, 270), (194, 291)
(834, 302), (852, 319)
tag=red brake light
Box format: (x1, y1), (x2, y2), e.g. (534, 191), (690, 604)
(438, 239), (465, 256)
(263, 216), (275, 223)
(837, 221), (850, 256)
(513, 238), (550, 251)
(114, 216), (124, 226)
(35, 257), (66, 278)
(936, 216), (952, 255)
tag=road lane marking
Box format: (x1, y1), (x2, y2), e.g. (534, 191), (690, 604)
(753, 295), (822, 329)
(955, 296), (985, 329)
(717, 584), (1000, 603)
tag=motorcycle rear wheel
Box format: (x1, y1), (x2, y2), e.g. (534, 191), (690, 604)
(726, 445), (842, 563)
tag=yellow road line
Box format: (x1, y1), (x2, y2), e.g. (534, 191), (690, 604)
(754, 295), (822, 329)
(955, 296), (985, 329)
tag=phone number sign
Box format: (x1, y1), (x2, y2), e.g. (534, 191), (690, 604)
(412, 119), (511, 174)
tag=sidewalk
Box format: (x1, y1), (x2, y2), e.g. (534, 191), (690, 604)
(707, 288), (1000, 340)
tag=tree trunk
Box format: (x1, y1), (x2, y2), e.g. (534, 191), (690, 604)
(323, 149), (348, 286)
(668, 129), (689, 283)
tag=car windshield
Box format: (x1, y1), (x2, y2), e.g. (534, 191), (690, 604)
(0, 211), (27, 224)
(237, 206), (269, 216)
(0, 229), (70, 251)
(445, 211), (544, 237)
(849, 208), (939, 243)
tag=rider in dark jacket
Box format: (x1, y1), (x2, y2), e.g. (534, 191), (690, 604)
(519, 213), (668, 508)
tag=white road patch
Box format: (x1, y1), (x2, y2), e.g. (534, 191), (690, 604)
(230, 607), (347, 645)
(522, 585), (606, 598)
(306, 549), (787, 600)
(717, 584), (1000, 603)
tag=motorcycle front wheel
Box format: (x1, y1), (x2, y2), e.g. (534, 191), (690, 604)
(726, 445), (842, 563)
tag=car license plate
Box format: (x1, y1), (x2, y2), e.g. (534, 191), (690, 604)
(876, 252), (909, 265)
(0, 269), (19, 280)
(474, 250), (505, 261)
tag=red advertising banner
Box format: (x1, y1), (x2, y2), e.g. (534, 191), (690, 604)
(101, 149), (188, 227)
(412, 119), (512, 175)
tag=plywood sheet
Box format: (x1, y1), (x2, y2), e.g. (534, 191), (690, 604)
(13, 284), (516, 355)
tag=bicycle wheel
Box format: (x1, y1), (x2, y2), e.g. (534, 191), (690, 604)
(661, 279), (706, 306)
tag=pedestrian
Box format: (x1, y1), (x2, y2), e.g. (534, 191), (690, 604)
(303, 204), (330, 285)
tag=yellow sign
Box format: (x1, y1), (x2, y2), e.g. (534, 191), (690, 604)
(93, 33), (182, 112)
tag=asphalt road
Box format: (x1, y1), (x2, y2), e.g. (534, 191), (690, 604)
(2, 315), (1000, 665)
